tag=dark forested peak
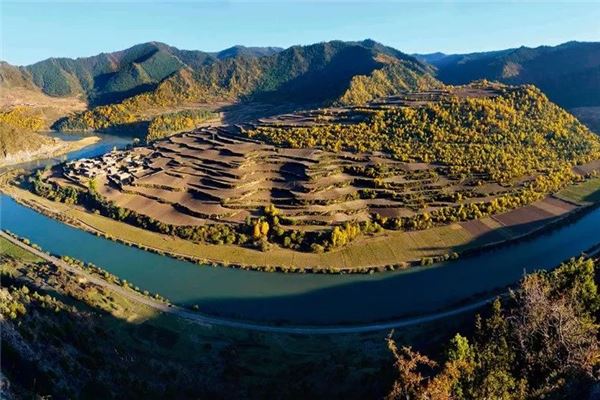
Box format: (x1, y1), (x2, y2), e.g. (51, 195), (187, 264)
(215, 45), (283, 59)
(425, 41), (600, 109)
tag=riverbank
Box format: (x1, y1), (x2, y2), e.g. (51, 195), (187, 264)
(0, 232), (475, 400)
(2, 175), (600, 274)
(3, 189), (599, 324)
(0, 229), (498, 333)
(0, 134), (100, 168)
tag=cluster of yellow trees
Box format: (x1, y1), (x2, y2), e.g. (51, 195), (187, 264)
(55, 70), (203, 133)
(57, 61), (263, 134)
(244, 205), (384, 253)
(57, 98), (216, 141)
(146, 109), (216, 141)
(248, 85), (600, 185)
(0, 106), (45, 131)
(377, 167), (578, 231)
(338, 62), (439, 105)
(252, 220), (270, 238)
(55, 102), (138, 132)
(329, 222), (362, 247)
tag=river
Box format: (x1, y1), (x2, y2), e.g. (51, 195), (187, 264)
(1, 193), (599, 325)
(1, 134), (599, 325)
(1, 132), (132, 172)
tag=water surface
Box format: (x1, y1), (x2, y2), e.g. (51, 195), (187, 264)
(2, 194), (598, 324)
(2, 132), (131, 172)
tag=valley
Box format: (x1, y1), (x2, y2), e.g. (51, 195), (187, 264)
(13, 81), (599, 271)
(1, 33), (600, 400)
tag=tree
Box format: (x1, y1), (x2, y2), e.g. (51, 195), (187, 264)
(386, 334), (436, 400)
(260, 221), (270, 236)
(385, 258), (599, 400)
(87, 178), (97, 193)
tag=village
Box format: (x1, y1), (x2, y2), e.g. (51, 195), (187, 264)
(63, 149), (152, 187)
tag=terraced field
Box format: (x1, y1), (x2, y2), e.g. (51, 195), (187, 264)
(52, 88), (520, 230)
(27, 84), (599, 268)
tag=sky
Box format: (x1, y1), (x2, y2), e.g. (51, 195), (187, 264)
(1, 1), (599, 65)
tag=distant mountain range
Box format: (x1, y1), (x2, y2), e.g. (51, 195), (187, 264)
(416, 41), (600, 110)
(0, 42), (282, 106)
(1, 40), (435, 109)
(1, 39), (599, 134)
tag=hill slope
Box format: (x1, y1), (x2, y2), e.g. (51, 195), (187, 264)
(55, 40), (440, 135)
(23, 42), (207, 105)
(418, 41), (600, 110)
(4, 42), (283, 107)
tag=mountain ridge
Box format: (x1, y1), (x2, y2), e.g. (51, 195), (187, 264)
(1, 42), (285, 106)
(3, 39), (599, 136)
(416, 41), (600, 109)
(51, 40), (440, 134)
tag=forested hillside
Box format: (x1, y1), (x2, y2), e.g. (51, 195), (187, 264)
(24, 42), (204, 105)
(386, 256), (599, 399)
(419, 42), (600, 110)
(5, 39), (599, 138)
(2, 42), (283, 107)
(54, 40), (439, 135)
(248, 83), (600, 184)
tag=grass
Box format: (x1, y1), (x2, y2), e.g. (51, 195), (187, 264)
(0, 236), (42, 263)
(556, 177), (600, 204)
(65, 199), (478, 268)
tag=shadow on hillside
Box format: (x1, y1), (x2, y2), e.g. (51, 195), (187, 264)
(218, 45), (383, 126)
(50, 119), (148, 138)
(449, 215), (561, 254)
(1, 271), (204, 399)
(2, 263), (399, 400)
(89, 83), (158, 107)
(218, 101), (315, 125)
(249, 46), (381, 104)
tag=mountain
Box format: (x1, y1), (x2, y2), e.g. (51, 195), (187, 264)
(417, 42), (600, 109)
(54, 40), (440, 134)
(0, 61), (87, 130)
(213, 45), (283, 60)
(2, 43), (284, 108)
(133, 39), (438, 105)
(21, 42), (208, 106)
(0, 61), (38, 90)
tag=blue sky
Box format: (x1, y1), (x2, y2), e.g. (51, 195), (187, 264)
(2, 1), (599, 65)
